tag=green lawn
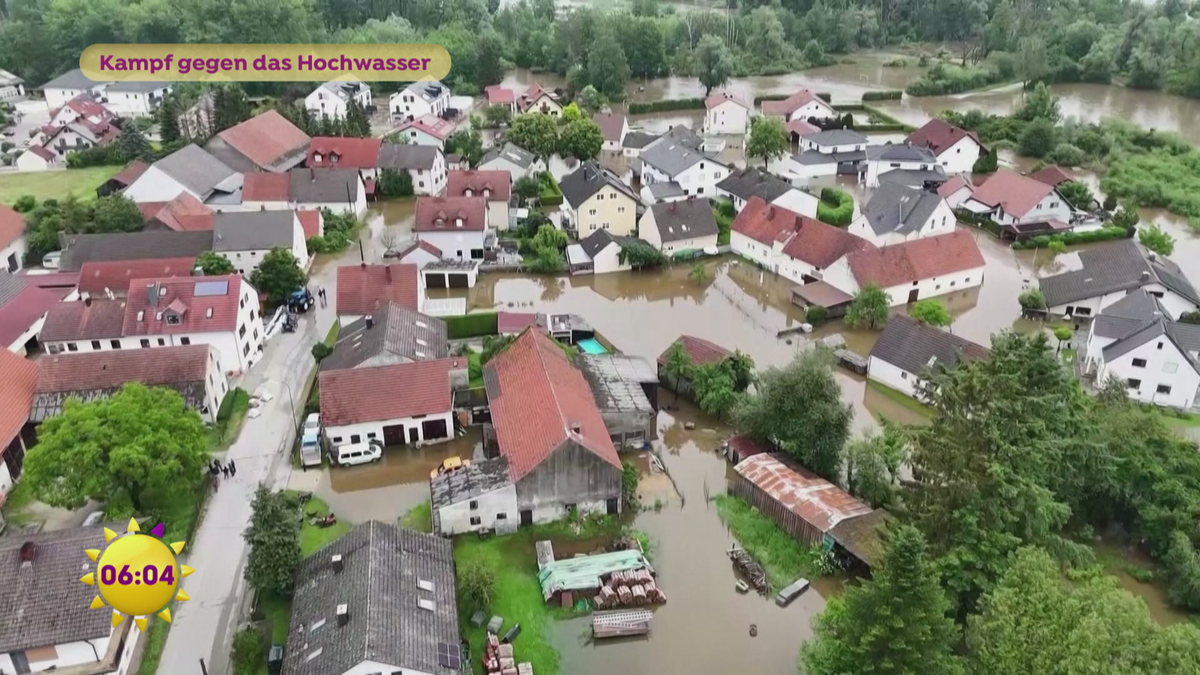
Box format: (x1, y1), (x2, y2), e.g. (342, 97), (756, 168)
(467, 351), (483, 388)
(210, 388), (251, 451)
(300, 495), (352, 556)
(865, 379), (933, 419)
(0, 480), (35, 527)
(136, 619), (170, 675)
(0, 166), (120, 205)
(401, 500), (433, 534)
(714, 494), (821, 593)
(1162, 412), (1200, 430)
(259, 593), (292, 644)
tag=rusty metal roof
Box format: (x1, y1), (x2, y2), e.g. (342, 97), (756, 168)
(733, 453), (872, 533)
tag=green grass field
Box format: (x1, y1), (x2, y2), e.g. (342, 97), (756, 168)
(0, 166), (120, 205)
(299, 495), (352, 556)
(714, 494), (821, 592)
(866, 379), (934, 419)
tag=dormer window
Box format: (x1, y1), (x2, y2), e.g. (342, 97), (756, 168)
(464, 188), (473, 197)
(435, 217), (446, 228)
(483, 189), (491, 199)
(165, 312), (181, 325)
(329, 152), (339, 164)
(455, 218), (463, 228)
(313, 153), (322, 163)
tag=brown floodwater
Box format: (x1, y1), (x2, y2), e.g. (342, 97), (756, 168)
(1093, 539), (1190, 627)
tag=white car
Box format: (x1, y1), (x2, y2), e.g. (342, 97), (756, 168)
(42, 251), (62, 269)
(303, 412), (320, 436)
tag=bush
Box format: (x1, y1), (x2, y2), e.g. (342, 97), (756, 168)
(458, 559), (497, 613)
(1048, 143), (1086, 167)
(13, 195), (36, 213)
(754, 92), (831, 105)
(537, 171), (562, 206)
(973, 148), (999, 173)
(231, 628), (266, 675)
(622, 460), (640, 510)
(1018, 288), (1047, 310)
(1010, 226), (1133, 250)
(311, 342), (333, 362)
(861, 90), (903, 101)
(443, 312), (499, 339)
(217, 388), (250, 423)
(627, 98), (706, 114)
(816, 187), (854, 227)
(377, 168), (414, 198)
(906, 63), (1003, 96)
(805, 305), (827, 326)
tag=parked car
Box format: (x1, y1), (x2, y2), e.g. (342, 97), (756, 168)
(42, 251), (62, 269)
(335, 439), (383, 466)
(300, 433), (323, 467)
(303, 413), (320, 436)
(430, 456), (471, 479)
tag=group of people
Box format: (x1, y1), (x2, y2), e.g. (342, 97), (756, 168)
(209, 458), (237, 488)
(316, 286), (328, 307)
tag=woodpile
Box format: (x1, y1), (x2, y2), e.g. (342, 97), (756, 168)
(483, 634), (535, 675)
(591, 567), (667, 609)
(727, 547), (768, 595)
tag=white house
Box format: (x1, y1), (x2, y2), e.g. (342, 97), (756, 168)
(305, 81), (372, 120)
(716, 167), (819, 217)
(0, 68), (25, 100)
(306, 136), (383, 180)
(335, 263), (425, 325)
(478, 142), (545, 182)
(0, 205), (27, 273)
(961, 169), (1072, 226)
(122, 145), (242, 204)
(824, 228), (986, 307)
(38, 69), (107, 110)
(394, 114), (454, 149)
(319, 358), (464, 447)
(389, 80), (450, 122)
(906, 118), (986, 175)
(415, 196), (490, 261)
(594, 112), (629, 152)
(15, 146), (58, 172)
(783, 128), (870, 184)
(103, 81), (171, 118)
(640, 137), (730, 201)
(559, 161), (641, 237)
(388, 239), (442, 269)
(40, 119), (120, 161)
(730, 196), (875, 286)
(288, 168), (368, 217)
(0, 271), (59, 355)
(45, 94), (112, 130)
(868, 315), (990, 398)
(516, 82), (562, 116)
(936, 174), (976, 210)
(622, 131), (658, 164)
(1039, 240), (1200, 320)
(432, 457), (519, 535)
(761, 90), (838, 122)
(377, 143), (447, 196)
(445, 170), (512, 231)
(849, 184), (956, 246)
(639, 198), (719, 254)
(577, 230), (634, 275)
(864, 143), (942, 187)
(703, 91), (752, 135)
(212, 211), (309, 276)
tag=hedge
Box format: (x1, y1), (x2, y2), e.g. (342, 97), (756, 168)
(444, 312), (499, 339)
(754, 92), (832, 105)
(816, 187), (854, 227)
(861, 90), (903, 101)
(954, 208), (1003, 238)
(1010, 226), (1134, 250)
(538, 171), (562, 207)
(628, 98), (706, 114)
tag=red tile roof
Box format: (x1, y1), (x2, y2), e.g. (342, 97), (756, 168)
(49, 94), (110, 121)
(731, 196), (800, 246)
(761, 90), (832, 117)
(968, 168), (1056, 218)
(445, 170), (511, 202)
(40, 298), (127, 342)
(484, 329), (621, 480)
(243, 173), (290, 202)
(35, 344), (211, 392)
(27, 146), (56, 162)
(0, 349), (38, 452)
(497, 311), (539, 335)
(396, 115), (454, 141)
(217, 110), (311, 170)
(705, 91), (750, 110)
(727, 434), (775, 460)
(936, 174), (973, 198)
(296, 210), (323, 239)
(1029, 164), (1075, 187)
(318, 358), (459, 426)
(141, 193), (213, 232)
(307, 136), (383, 170)
(78, 257), (197, 295)
(735, 453), (872, 533)
(110, 159), (149, 188)
(848, 229), (985, 289)
(905, 118), (983, 156)
(0, 203), (25, 249)
(592, 112), (626, 142)
(17, 271), (79, 291)
(0, 275), (60, 347)
(336, 264), (420, 316)
(657, 335), (731, 367)
(781, 214), (875, 268)
(485, 86), (515, 104)
(786, 119), (821, 137)
(415, 196), (488, 232)
(122, 275), (245, 336)
(517, 83), (555, 112)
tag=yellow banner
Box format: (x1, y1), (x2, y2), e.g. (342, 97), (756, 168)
(80, 44), (451, 82)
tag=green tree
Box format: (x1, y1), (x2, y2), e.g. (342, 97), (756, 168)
(587, 24), (630, 100)
(158, 96), (182, 146)
(513, 176), (541, 204)
(1164, 531), (1200, 610)
(696, 34), (734, 96)
(117, 124), (153, 162)
(745, 116), (788, 171)
(972, 148), (998, 173)
(802, 526), (963, 675)
(196, 250), (235, 276)
(1018, 118), (1058, 158)
(508, 113), (560, 161)
(732, 349), (851, 481)
(576, 85), (608, 113)
(212, 85), (252, 133)
(801, 39), (827, 67)
(377, 168), (414, 198)
(661, 340), (693, 403)
(22, 384), (209, 512)
(1138, 225), (1175, 256)
(560, 102), (583, 122)
(1052, 325), (1072, 353)
(1017, 36), (1049, 87)
(909, 299), (953, 327)
(691, 360), (739, 420)
(1178, 310), (1200, 325)
(845, 283), (891, 329)
(480, 334), (517, 365)
(91, 195), (144, 233)
(485, 104), (512, 128)
(726, 350), (756, 392)
(559, 118), (603, 161)
(525, 246), (565, 273)
(626, 18), (666, 79)
(844, 427), (906, 509)
(458, 558), (497, 613)
(617, 240), (668, 268)
(343, 99), (371, 138)
(1015, 81), (1060, 122)
(250, 247), (308, 305)
(1111, 204), (1140, 231)
(532, 223), (568, 251)
(475, 30), (507, 87)
(1057, 180), (1094, 208)
(445, 127), (484, 167)
(242, 486), (301, 598)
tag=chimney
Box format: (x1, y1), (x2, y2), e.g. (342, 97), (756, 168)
(310, 167), (316, 182)
(767, 205), (776, 219)
(83, 293), (92, 307)
(336, 603), (349, 627)
(331, 554), (343, 573)
(360, 261), (367, 270)
(1141, 271), (1151, 281)
(365, 315), (374, 329)
(670, 201), (677, 213)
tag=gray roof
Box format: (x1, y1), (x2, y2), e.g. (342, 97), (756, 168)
(623, 131), (657, 149)
(283, 521), (461, 675)
(430, 457), (512, 511)
(319, 80), (368, 101)
(1039, 240), (1200, 308)
(878, 168), (950, 188)
(480, 142), (535, 170)
(59, 231), (213, 271)
(579, 229), (636, 259)
(289, 168), (361, 203)
(648, 198), (719, 243)
(39, 68), (105, 91)
(321, 303), (448, 371)
(212, 211), (297, 251)
(866, 143), (938, 163)
(869, 315), (990, 375)
(1092, 290), (1166, 340)
(560, 161), (638, 208)
(645, 182), (685, 199)
(861, 184), (945, 237)
(378, 144), (439, 170)
(791, 149), (866, 165)
(1167, 322), (1200, 354)
(0, 270), (25, 307)
(30, 378), (206, 423)
(641, 139), (722, 177)
(804, 129), (869, 147)
(657, 125), (704, 151)
(154, 145), (239, 197)
(1100, 319), (1200, 371)
(576, 354), (658, 414)
(107, 80), (169, 93)
(0, 525), (112, 652)
(716, 168), (794, 203)
(405, 80), (447, 103)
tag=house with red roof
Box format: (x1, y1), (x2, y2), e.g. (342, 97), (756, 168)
(730, 196), (875, 284)
(139, 193), (214, 232)
(414, 196), (490, 261)
(96, 159), (150, 197)
(517, 83), (562, 116)
(760, 89), (838, 122)
(0, 347), (38, 494)
(961, 168), (1073, 226)
(445, 170), (512, 231)
(0, 204), (27, 273)
(0, 271), (62, 355)
(484, 85), (517, 116)
(395, 115), (456, 149)
(336, 263), (423, 325)
(821, 228), (986, 307)
(657, 334), (733, 398)
(936, 174), (975, 209)
(484, 329), (623, 524)
(703, 91), (752, 135)
(307, 136), (384, 178)
(1029, 164), (1075, 188)
(14, 145), (61, 172)
(905, 118), (986, 175)
(204, 110), (311, 173)
(78, 257), (198, 296)
(241, 173), (291, 210)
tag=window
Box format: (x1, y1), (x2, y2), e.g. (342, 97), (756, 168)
(351, 434), (361, 443)
(253, 329), (259, 339)
(177, 337), (189, 345)
(158, 338), (166, 346)
(1157, 342), (1164, 350)
(1127, 378), (1142, 389)
(496, 512), (508, 520)
(469, 500), (478, 510)
(1132, 358), (1147, 368)
(166, 313), (181, 325)
(470, 516), (482, 526)
(1164, 362), (1179, 373)
(111, 340), (121, 349)
(1157, 384), (1173, 395)
(249, 309), (255, 321)
(137, 310), (144, 321)
(589, 209), (597, 216)
(141, 339), (151, 348)
(618, 206), (625, 213)
(367, 432), (376, 439)
(418, 579), (435, 591)
(900, 372), (908, 380)
(239, 324), (247, 338)
(333, 436), (343, 443)
(91, 340), (101, 350)
(67, 342), (78, 351)
(243, 343), (250, 356)
(239, 298), (245, 309)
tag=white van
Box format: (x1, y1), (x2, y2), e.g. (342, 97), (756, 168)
(335, 439), (383, 466)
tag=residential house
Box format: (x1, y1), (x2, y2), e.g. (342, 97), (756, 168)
(78, 257), (198, 297)
(336, 263), (423, 324)
(122, 145), (242, 205)
(621, 131), (658, 164)
(1038, 239), (1200, 320)
(716, 167), (819, 217)
(57, 230), (213, 272)
(639, 198), (719, 254)
(43, 94), (112, 132)
(390, 80), (450, 121)
(139, 193), (214, 232)
(321, 302), (447, 371)
(0, 526), (140, 673)
(1030, 164), (1075, 188)
(640, 182), (688, 204)
(576, 354), (659, 446)
(877, 167), (952, 192)
(760, 90), (838, 122)
(377, 144), (448, 196)
(786, 119), (821, 142)
(657, 334), (731, 396)
(0, 348), (37, 492)
(15, 146), (60, 172)
(305, 81), (372, 120)
(1082, 290), (1200, 410)
(414, 196), (490, 261)
(96, 160), (149, 197)
(864, 143), (942, 187)
(288, 168), (368, 216)
(239, 173), (290, 211)
(212, 211), (308, 276)
(484, 85), (517, 116)
(906, 118), (985, 175)
(38, 117), (120, 164)
(446, 170), (512, 231)
(849, 184), (956, 246)
(594, 112), (629, 152)
(38, 69), (107, 110)
(395, 115), (455, 149)
(577, 229), (635, 275)
(640, 137), (730, 201)
(730, 196), (874, 284)
(282, 521), (463, 675)
(478, 143), (545, 182)
(421, 260), (481, 291)
(103, 81), (170, 118)
(703, 91), (752, 135)
(1, 204), (27, 273)
(0, 68), (25, 100)
(306, 136), (383, 179)
(936, 174), (975, 210)
(484, 329), (623, 524)
(431, 457), (519, 535)
(560, 161), (640, 236)
(961, 168), (1073, 226)
(204, 110), (311, 173)
(517, 83), (561, 116)
(319, 358), (464, 446)
(387, 239), (442, 269)
(868, 314), (990, 398)
(783, 129), (869, 183)
(31, 344), (227, 424)
(827, 229), (986, 307)
(0, 271), (61, 355)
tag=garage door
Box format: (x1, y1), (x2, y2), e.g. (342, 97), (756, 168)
(426, 273), (447, 289)
(421, 418), (449, 441)
(447, 273), (469, 288)
(382, 424), (406, 446)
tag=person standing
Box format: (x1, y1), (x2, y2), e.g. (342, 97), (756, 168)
(229, 460), (237, 477)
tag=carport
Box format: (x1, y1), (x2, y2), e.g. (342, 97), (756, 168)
(421, 259), (480, 289)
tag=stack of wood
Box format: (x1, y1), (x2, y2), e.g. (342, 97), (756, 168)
(727, 547), (768, 595)
(591, 567), (668, 609)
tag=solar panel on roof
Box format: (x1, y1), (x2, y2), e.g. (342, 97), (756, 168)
(193, 280), (230, 296)
(437, 642), (462, 670)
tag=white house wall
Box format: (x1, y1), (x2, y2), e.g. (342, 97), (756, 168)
(1099, 337), (1200, 410)
(942, 185), (974, 210)
(879, 265), (985, 307)
(44, 86), (102, 111)
(788, 100), (836, 121)
(573, 188), (638, 237)
(936, 136), (982, 175)
(106, 87), (170, 118)
(123, 166), (193, 203)
(849, 199), (956, 247)
(865, 157), (939, 187)
(704, 101), (750, 135)
(772, 190), (819, 219)
(436, 484), (519, 535)
(867, 355), (920, 398)
(0, 634), (116, 674)
(2, 235), (27, 273)
(325, 411), (454, 446)
(592, 242), (631, 275)
(418, 230), (487, 261)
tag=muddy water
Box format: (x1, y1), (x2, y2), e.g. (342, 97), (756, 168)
(555, 402), (843, 675)
(1093, 540), (1190, 627)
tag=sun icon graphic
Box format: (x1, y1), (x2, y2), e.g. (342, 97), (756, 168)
(79, 518), (194, 633)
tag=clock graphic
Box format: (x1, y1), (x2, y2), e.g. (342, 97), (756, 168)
(80, 519), (194, 633)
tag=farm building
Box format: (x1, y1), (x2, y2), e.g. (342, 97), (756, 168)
(430, 457), (518, 536)
(656, 334), (732, 397)
(576, 354), (660, 447)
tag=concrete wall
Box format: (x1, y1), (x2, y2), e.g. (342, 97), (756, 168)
(436, 483), (519, 535)
(45, 86), (101, 110)
(936, 135), (982, 175)
(514, 441), (620, 523)
(0, 635), (113, 673)
(867, 355), (919, 398)
(1047, 289), (1134, 319)
(325, 410), (454, 446)
(1099, 335), (1200, 410)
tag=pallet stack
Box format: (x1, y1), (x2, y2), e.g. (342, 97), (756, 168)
(591, 567), (667, 609)
(482, 634), (534, 675)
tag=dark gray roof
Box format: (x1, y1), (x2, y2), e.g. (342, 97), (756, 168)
(480, 142), (535, 170)
(580, 229), (636, 259)
(212, 211), (296, 251)
(283, 521), (460, 675)
(792, 149), (866, 165)
(560, 161), (638, 208)
(154, 145), (239, 197)
(1101, 319), (1183, 365)
(866, 143), (938, 163)
(1167, 322), (1200, 354)
(804, 129), (869, 147)
(0, 525), (112, 652)
(861, 184), (945, 236)
(648, 198), (719, 243)
(869, 315), (990, 375)
(321, 303), (448, 371)
(657, 125), (704, 151)
(641, 139), (722, 177)
(59, 231), (213, 271)
(30, 379), (206, 423)
(1149, 253), (1200, 306)
(716, 168), (794, 203)
(430, 457), (512, 511)
(39, 68), (105, 90)
(378, 144), (439, 170)
(107, 80), (169, 93)
(623, 131), (657, 149)
(878, 168), (950, 188)
(645, 182), (685, 199)
(576, 354), (658, 413)
(1039, 240), (1200, 308)
(1092, 290), (1166, 340)
(289, 168), (361, 203)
